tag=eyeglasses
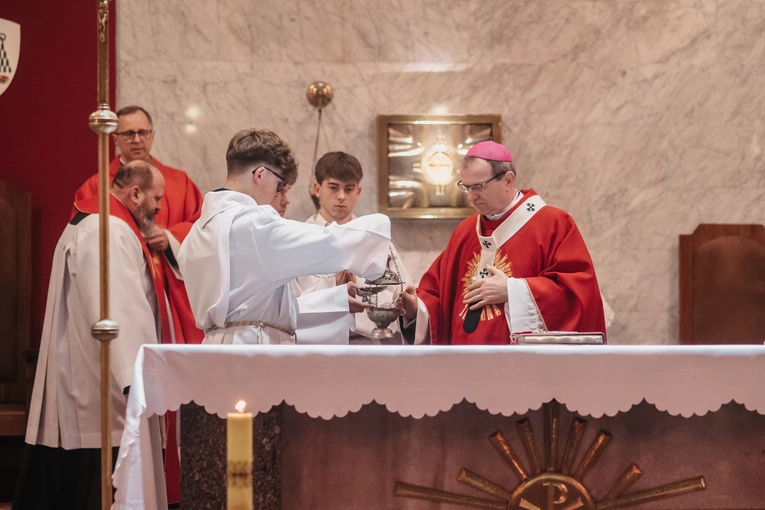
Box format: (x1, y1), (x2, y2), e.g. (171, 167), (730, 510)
(114, 129), (153, 141)
(254, 166), (288, 193)
(456, 171), (508, 193)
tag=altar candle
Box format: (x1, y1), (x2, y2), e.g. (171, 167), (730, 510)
(227, 400), (253, 510)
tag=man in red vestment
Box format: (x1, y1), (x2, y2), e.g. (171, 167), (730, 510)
(399, 141), (606, 345)
(16, 161), (170, 510)
(74, 105), (203, 346)
(72, 106), (200, 503)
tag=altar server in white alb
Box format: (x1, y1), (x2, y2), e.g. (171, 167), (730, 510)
(178, 129), (392, 345)
(267, 184), (370, 344)
(16, 161), (167, 509)
(295, 151), (411, 344)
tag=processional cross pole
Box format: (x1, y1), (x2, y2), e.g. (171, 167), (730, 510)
(89, 1), (119, 509)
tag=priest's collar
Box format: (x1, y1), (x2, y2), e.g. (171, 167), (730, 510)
(483, 190), (522, 220)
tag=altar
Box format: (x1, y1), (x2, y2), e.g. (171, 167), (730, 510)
(112, 345), (765, 509)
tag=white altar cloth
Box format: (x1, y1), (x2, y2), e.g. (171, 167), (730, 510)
(112, 344), (765, 509)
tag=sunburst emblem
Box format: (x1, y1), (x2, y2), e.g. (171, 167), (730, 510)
(395, 401), (706, 509)
(459, 252), (513, 322)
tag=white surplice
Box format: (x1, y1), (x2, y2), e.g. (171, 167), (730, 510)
(177, 190), (391, 345)
(25, 214), (159, 449)
(294, 212), (411, 345)
(293, 281), (354, 344)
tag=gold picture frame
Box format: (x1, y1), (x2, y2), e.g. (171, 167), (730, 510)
(377, 114), (502, 219)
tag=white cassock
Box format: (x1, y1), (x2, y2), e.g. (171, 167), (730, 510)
(294, 212), (412, 345)
(25, 214), (159, 449)
(177, 190), (391, 345)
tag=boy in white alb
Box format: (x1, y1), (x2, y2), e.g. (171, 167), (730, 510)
(268, 183), (367, 343)
(178, 131), (391, 345)
(294, 152), (410, 344)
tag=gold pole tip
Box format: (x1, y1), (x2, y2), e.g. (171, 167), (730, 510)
(91, 319), (119, 343)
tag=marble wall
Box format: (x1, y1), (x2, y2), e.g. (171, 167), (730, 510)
(117, 0), (765, 344)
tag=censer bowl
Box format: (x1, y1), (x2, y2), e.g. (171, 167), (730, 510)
(366, 306), (400, 339)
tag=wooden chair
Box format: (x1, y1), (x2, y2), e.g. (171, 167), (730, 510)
(679, 224), (765, 344)
(0, 181), (33, 436)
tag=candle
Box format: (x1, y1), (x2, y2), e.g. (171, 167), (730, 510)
(227, 400), (253, 510)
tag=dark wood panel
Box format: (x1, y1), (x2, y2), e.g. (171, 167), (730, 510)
(679, 224), (765, 345)
(0, 404), (26, 437)
(0, 197), (18, 380)
(0, 181), (32, 436)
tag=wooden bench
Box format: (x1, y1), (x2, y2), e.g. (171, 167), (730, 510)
(680, 224), (765, 344)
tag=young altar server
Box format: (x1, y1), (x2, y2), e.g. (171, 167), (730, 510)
(265, 183), (364, 343)
(399, 141), (606, 344)
(177, 129), (391, 345)
(16, 161), (168, 509)
(294, 151), (411, 344)
(266, 179), (369, 344)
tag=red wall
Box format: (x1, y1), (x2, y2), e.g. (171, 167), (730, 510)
(0, 2), (116, 346)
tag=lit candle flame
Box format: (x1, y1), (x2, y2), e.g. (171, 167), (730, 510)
(235, 400), (246, 413)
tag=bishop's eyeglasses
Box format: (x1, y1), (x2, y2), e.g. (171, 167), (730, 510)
(456, 171), (508, 193)
(114, 129), (154, 141)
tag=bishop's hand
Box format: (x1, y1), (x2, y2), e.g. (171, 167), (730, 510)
(464, 266), (509, 310)
(397, 284), (418, 321)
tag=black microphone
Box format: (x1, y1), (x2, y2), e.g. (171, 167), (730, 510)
(463, 304), (482, 333)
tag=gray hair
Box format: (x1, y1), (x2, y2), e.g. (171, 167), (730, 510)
(111, 160), (155, 191)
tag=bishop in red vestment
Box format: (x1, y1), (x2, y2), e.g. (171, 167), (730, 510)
(400, 141), (606, 345)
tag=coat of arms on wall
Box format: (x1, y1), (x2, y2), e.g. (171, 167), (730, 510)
(0, 19), (20, 97)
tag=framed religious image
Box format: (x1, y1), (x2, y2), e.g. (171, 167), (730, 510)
(377, 114), (502, 219)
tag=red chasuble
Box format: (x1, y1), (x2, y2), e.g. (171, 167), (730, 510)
(74, 156), (204, 346)
(418, 189), (606, 345)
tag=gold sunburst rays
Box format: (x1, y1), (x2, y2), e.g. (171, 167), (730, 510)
(394, 400), (706, 510)
(459, 253), (513, 322)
